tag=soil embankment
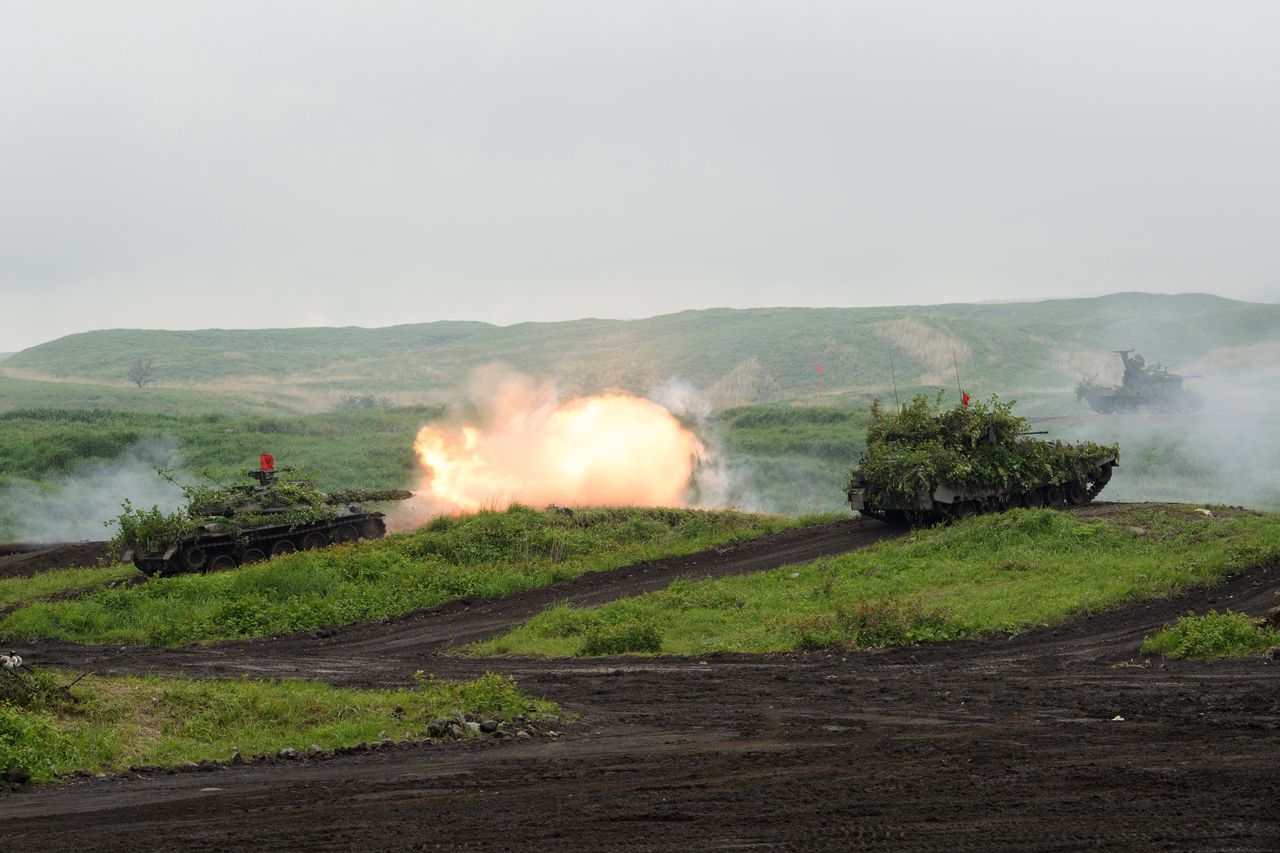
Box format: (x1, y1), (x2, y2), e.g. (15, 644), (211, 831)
(0, 541), (109, 580)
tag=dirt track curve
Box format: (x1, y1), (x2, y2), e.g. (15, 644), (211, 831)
(4, 510), (1280, 851)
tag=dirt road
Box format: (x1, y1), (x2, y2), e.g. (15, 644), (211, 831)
(3, 515), (1280, 851)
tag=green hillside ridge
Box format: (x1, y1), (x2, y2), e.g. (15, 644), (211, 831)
(6, 294), (1275, 411)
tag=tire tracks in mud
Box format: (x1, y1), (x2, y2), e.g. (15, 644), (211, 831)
(19, 517), (900, 682)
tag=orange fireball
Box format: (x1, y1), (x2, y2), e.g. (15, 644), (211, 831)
(412, 383), (704, 514)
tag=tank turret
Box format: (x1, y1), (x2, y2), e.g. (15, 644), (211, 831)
(1076, 350), (1202, 414)
(115, 457), (413, 577)
(846, 395), (1118, 525)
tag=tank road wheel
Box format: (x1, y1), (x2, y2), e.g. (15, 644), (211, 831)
(1065, 482), (1088, 506)
(1019, 491), (1041, 509)
(270, 540), (297, 557)
(241, 548), (268, 565)
(208, 554), (237, 573)
(301, 531), (329, 551)
(1045, 486), (1066, 508)
(950, 501), (977, 521)
(332, 524), (359, 545)
(182, 546), (208, 571)
(359, 517), (387, 540)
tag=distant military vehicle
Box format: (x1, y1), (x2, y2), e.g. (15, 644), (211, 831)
(846, 395), (1118, 525)
(1076, 350), (1202, 414)
(116, 457), (412, 576)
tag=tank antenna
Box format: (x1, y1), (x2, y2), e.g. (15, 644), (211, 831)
(952, 352), (964, 402)
(889, 350), (901, 413)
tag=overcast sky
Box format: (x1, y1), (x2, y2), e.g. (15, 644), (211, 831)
(1, 1), (1277, 352)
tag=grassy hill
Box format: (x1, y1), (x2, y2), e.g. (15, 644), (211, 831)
(6, 293), (1277, 413)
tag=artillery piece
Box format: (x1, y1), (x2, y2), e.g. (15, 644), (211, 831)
(846, 395), (1118, 525)
(118, 457), (412, 576)
(1077, 350), (1202, 414)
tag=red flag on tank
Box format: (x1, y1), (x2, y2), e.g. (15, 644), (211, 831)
(962, 391), (970, 408)
(260, 453), (275, 471)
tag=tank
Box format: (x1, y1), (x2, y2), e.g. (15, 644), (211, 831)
(846, 395), (1118, 525)
(117, 459), (413, 576)
(1076, 350), (1202, 414)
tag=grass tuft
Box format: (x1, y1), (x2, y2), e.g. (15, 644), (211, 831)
(1141, 610), (1280, 659)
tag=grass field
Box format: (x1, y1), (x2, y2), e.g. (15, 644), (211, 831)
(471, 505), (1280, 657)
(0, 406), (439, 489)
(0, 506), (803, 646)
(0, 405), (444, 540)
(0, 564), (140, 612)
(0, 374), (282, 417)
(0, 669), (556, 783)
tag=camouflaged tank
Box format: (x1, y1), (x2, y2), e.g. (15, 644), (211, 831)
(1076, 350), (1202, 414)
(846, 395), (1118, 525)
(118, 461), (412, 576)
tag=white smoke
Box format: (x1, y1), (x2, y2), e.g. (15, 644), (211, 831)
(0, 437), (188, 542)
(1051, 351), (1280, 510)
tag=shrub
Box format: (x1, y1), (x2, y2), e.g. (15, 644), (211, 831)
(0, 705), (72, 780)
(576, 619), (663, 656)
(787, 597), (961, 650)
(1141, 610), (1280, 659)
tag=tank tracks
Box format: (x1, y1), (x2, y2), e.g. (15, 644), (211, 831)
(132, 514), (388, 577)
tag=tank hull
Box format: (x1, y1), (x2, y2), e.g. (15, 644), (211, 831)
(848, 455), (1117, 525)
(1079, 387), (1202, 415)
(127, 509), (389, 577)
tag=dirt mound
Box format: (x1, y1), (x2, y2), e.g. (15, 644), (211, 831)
(0, 542), (109, 580)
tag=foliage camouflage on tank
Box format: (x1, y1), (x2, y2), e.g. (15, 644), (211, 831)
(1076, 350), (1202, 414)
(112, 461), (412, 576)
(846, 394), (1118, 525)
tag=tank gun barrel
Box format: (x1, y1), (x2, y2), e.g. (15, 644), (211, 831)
(1017, 430), (1049, 436)
(323, 489), (414, 505)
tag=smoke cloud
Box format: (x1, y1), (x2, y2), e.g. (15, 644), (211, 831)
(0, 437), (186, 542)
(1051, 348), (1280, 510)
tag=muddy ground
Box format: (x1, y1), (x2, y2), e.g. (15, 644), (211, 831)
(0, 541), (109, 580)
(2, 510), (1279, 851)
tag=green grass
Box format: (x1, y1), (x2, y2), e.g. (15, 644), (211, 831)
(0, 406), (446, 538)
(0, 669), (556, 782)
(0, 374), (280, 417)
(471, 505), (1280, 657)
(0, 506), (802, 646)
(0, 564), (141, 612)
(1141, 611), (1280, 659)
(716, 406), (868, 459)
(0, 406), (440, 490)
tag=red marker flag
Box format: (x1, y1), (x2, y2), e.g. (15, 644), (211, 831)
(260, 453), (275, 471)
(962, 391), (970, 408)
(816, 364), (824, 376)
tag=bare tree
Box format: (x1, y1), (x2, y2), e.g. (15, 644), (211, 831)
(128, 358), (154, 388)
